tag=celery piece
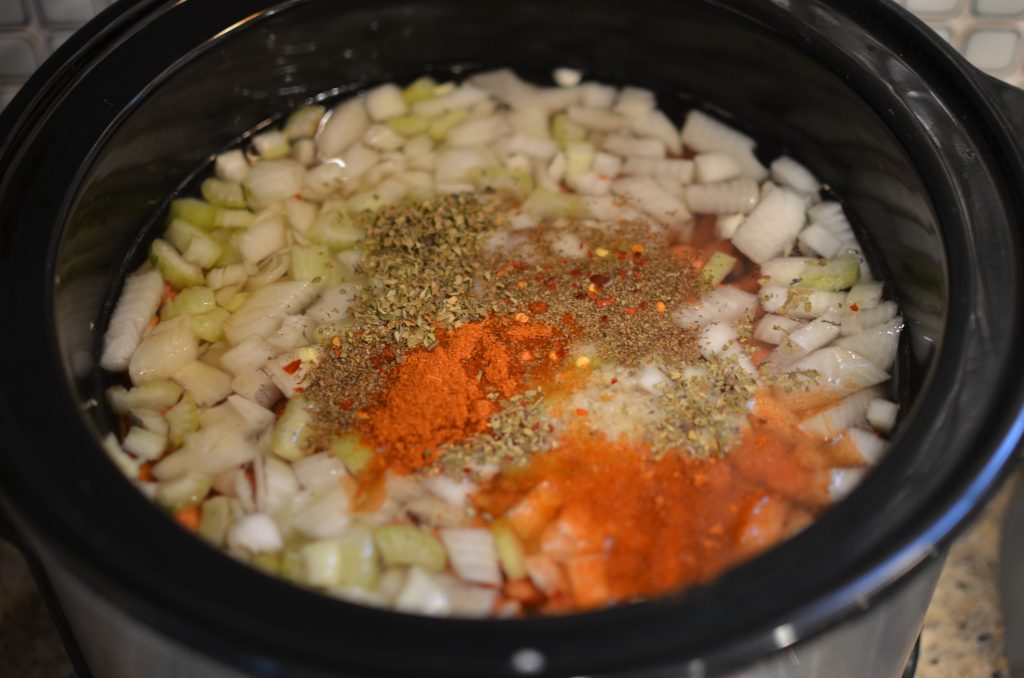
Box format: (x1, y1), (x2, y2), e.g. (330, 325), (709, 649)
(201, 178), (247, 209)
(166, 218), (225, 269)
(402, 76), (438, 105)
(551, 113), (586, 148)
(212, 284), (241, 308)
(161, 286), (216, 320)
(191, 307), (230, 342)
(215, 209), (255, 229)
(280, 548), (306, 584)
(522, 188), (584, 220)
(471, 165), (534, 199)
(337, 526), (379, 589)
(107, 380), (183, 414)
(223, 291), (249, 312)
(300, 539), (345, 588)
(284, 105), (326, 141)
(122, 426), (167, 461)
(252, 130), (291, 160)
(165, 394), (199, 447)
(373, 525), (447, 573)
(427, 109), (467, 141)
(197, 495), (232, 546)
(156, 473), (213, 512)
(701, 251), (738, 286)
(565, 142), (595, 175)
(150, 239), (205, 289)
(271, 395), (314, 461)
(290, 244), (331, 281)
(308, 211), (364, 251)
(492, 520), (527, 581)
(330, 434), (374, 475)
(801, 255), (861, 292)
(169, 197), (219, 229)
(386, 115), (430, 137)
(251, 551), (283, 575)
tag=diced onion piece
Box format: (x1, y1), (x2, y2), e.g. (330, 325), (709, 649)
(835, 316), (903, 370)
(412, 84), (489, 119)
(223, 280), (318, 344)
(840, 300), (898, 336)
(150, 239), (204, 289)
(101, 270), (164, 371)
(553, 67), (582, 87)
(395, 567), (451, 616)
(680, 109), (767, 180)
(628, 109), (682, 155)
(243, 159), (305, 209)
(602, 134), (666, 158)
(798, 223), (844, 258)
(227, 514), (283, 554)
(786, 347), (889, 395)
(362, 123), (406, 152)
(271, 395), (314, 461)
(523, 189), (584, 221)
(161, 286), (215, 321)
(257, 455), (300, 516)
(424, 475), (477, 507)
(293, 452), (350, 493)
(579, 82), (617, 109)
(845, 427), (888, 464)
(683, 178), (760, 215)
(798, 389), (877, 439)
(829, 467), (867, 501)
(232, 368), (281, 409)
(611, 177), (691, 228)
(306, 284), (360, 326)
(300, 539), (345, 588)
(612, 86), (655, 118)
(318, 98), (371, 158)
(251, 130), (290, 160)
(269, 315), (314, 352)
(730, 187), (807, 263)
(760, 257), (815, 285)
(636, 364), (669, 394)
(129, 315), (198, 385)
(122, 426), (168, 461)
(674, 287), (758, 327)
(694, 152), (742, 183)
(153, 425), (257, 480)
(440, 528), (502, 587)
(284, 105), (326, 141)
(102, 433), (139, 479)
(107, 380), (183, 415)
(215, 149), (250, 182)
(867, 399), (898, 433)
(292, 486), (352, 538)
(447, 116), (507, 148)
(845, 282), (884, 311)
(772, 313), (841, 364)
(374, 525), (447, 572)
(365, 83), (409, 121)
(197, 495), (231, 546)
(435, 148), (492, 186)
(226, 394), (275, 434)
(771, 156), (820, 195)
(566, 105), (625, 132)
(753, 314), (804, 345)
(156, 472), (212, 512)
(697, 322), (755, 373)
(621, 157), (695, 183)
(172, 361), (232, 407)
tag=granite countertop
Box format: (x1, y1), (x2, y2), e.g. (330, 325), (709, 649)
(0, 476), (1016, 677)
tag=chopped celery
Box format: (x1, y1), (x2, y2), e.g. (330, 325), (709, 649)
(252, 130), (291, 160)
(551, 113), (586, 148)
(492, 520), (527, 580)
(271, 395), (314, 461)
(284, 105), (326, 140)
(330, 434), (374, 475)
(373, 524), (447, 573)
(308, 211), (364, 251)
(280, 548), (306, 584)
(386, 115), (430, 137)
(156, 472), (213, 512)
(290, 244), (331, 281)
(251, 551), (283, 575)
(161, 286), (216, 320)
(167, 218), (225, 269)
(471, 165), (533, 198)
(201, 178), (247, 209)
(191, 307), (230, 342)
(169, 197), (219, 229)
(107, 380), (182, 414)
(122, 426), (167, 461)
(222, 291), (248, 312)
(801, 255), (861, 291)
(212, 284), (240, 307)
(402, 76), (437, 105)
(701, 251), (738, 286)
(197, 495), (232, 547)
(165, 394), (199, 446)
(214, 209), (255, 228)
(337, 526), (379, 588)
(150, 239), (205, 289)
(299, 539), (345, 587)
(522, 189), (584, 220)
(427, 109), (467, 141)
(565, 142), (595, 175)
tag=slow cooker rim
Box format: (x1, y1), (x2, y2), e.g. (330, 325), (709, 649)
(1, 0), (1023, 676)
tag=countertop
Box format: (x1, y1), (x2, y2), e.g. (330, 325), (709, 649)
(0, 474), (1017, 678)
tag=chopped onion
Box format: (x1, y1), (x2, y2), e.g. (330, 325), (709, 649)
(129, 315), (198, 385)
(730, 187), (807, 263)
(227, 514), (283, 554)
(440, 528), (502, 586)
(101, 270), (164, 372)
(318, 98), (370, 158)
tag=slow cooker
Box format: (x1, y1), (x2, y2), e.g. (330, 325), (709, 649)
(1, 1), (1023, 676)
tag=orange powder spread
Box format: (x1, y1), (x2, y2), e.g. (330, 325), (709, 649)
(365, 317), (565, 474)
(474, 412), (833, 610)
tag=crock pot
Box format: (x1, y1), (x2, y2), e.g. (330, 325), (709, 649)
(1, 1), (1023, 676)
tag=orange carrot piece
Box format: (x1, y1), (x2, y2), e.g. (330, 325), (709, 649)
(564, 554), (611, 610)
(504, 579), (545, 605)
(691, 214), (717, 247)
(174, 505), (202, 533)
(669, 244), (704, 271)
(138, 462), (154, 482)
(508, 481), (563, 540)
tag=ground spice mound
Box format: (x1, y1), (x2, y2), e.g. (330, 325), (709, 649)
(365, 317), (565, 474)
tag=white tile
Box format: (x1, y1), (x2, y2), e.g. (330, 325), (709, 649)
(963, 28), (1021, 72)
(975, 0), (1024, 16)
(36, 0), (95, 24)
(0, 0), (27, 26)
(906, 0), (962, 14)
(0, 36), (37, 78)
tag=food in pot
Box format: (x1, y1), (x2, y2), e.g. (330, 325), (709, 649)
(100, 68), (903, 617)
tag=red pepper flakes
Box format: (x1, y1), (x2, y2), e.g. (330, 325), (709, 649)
(282, 359), (302, 375)
(625, 307), (639, 316)
(610, 378), (619, 385)
(575, 408), (589, 417)
(849, 303), (860, 312)
(529, 301), (549, 315)
(595, 297), (616, 309)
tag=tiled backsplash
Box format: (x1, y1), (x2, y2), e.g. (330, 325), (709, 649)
(0, 0), (1021, 113)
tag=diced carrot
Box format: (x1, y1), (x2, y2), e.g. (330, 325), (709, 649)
(504, 579), (545, 605)
(691, 214), (718, 247)
(749, 344), (774, 369)
(669, 244), (704, 271)
(174, 505), (202, 533)
(508, 481), (563, 540)
(161, 281), (178, 303)
(564, 554), (611, 610)
(138, 462), (154, 482)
